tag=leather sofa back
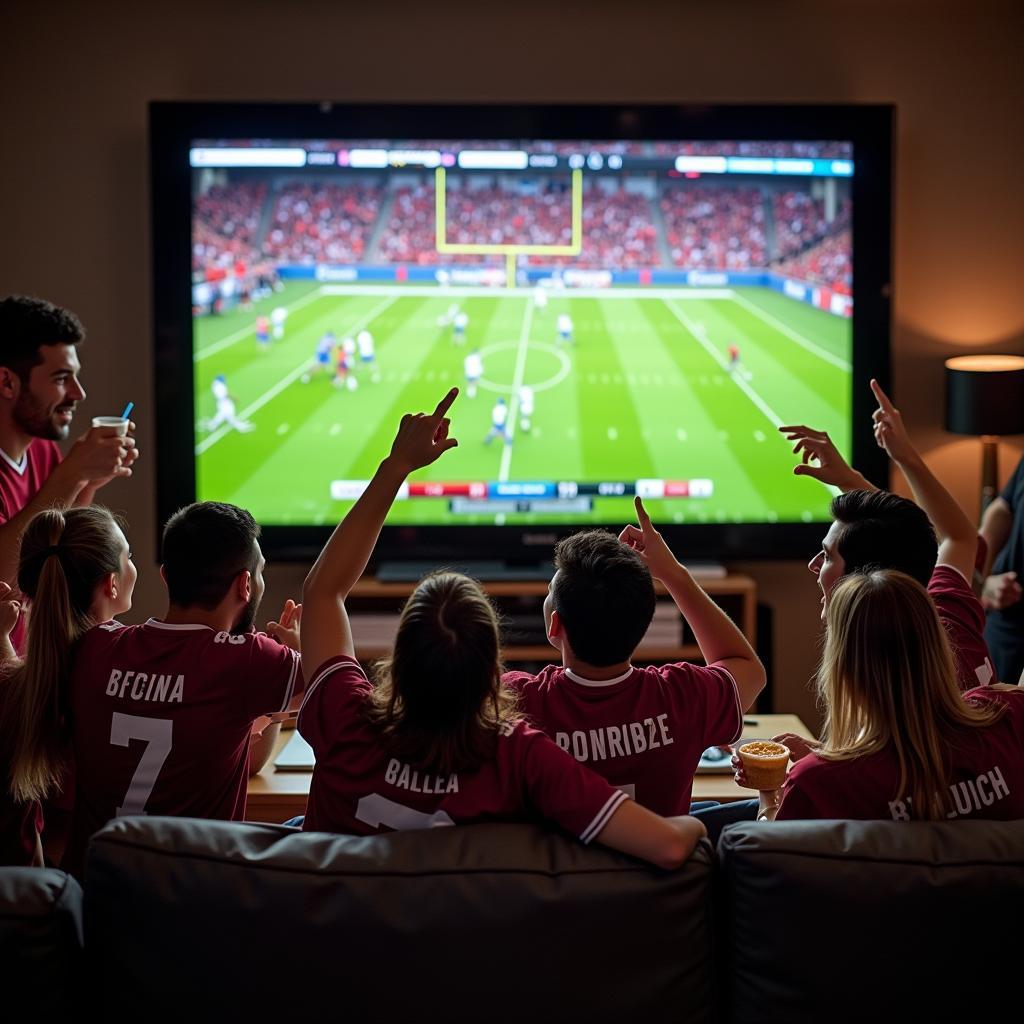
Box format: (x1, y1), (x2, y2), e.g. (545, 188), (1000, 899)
(86, 817), (717, 1020)
(0, 867), (84, 1013)
(718, 819), (1024, 1023)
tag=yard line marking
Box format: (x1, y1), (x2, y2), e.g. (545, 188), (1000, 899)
(498, 298), (535, 482)
(665, 298), (842, 498)
(196, 295), (397, 454)
(195, 286), (327, 361)
(729, 291), (851, 371)
(664, 299), (786, 430)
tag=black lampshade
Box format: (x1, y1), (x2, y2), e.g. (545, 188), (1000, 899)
(945, 355), (1024, 437)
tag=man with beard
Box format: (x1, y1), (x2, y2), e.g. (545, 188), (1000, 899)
(0, 296), (139, 601)
(61, 502), (305, 876)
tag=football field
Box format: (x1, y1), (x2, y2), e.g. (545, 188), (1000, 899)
(193, 282), (850, 527)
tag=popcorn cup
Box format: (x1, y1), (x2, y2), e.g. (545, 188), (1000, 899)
(738, 740), (791, 791)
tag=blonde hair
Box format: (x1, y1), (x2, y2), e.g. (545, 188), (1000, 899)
(364, 572), (519, 775)
(1, 506), (124, 803)
(816, 569), (1004, 820)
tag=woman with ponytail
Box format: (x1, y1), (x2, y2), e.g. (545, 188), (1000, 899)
(0, 506), (135, 864)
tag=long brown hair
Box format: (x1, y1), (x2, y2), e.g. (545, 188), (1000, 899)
(1, 506), (124, 803)
(364, 572), (518, 775)
(817, 569), (1005, 820)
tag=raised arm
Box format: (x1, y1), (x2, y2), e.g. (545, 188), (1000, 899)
(869, 379), (978, 580)
(300, 389), (459, 682)
(619, 496), (765, 710)
(778, 424), (877, 493)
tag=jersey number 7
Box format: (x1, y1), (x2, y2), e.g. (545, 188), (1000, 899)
(110, 712), (173, 817)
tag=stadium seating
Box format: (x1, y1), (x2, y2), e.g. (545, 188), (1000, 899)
(660, 185), (767, 269)
(192, 181), (267, 273)
(261, 182), (383, 264)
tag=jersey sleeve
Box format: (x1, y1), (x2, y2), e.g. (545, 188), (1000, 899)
(500, 669), (534, 694)
(297, 655), (373, 755)
(240, 632), (304, 719)
(517, 725), (629, 844)
(928, 565), (995, 688)
(660, 662), (744, 747)
(774, 761), (825, 821)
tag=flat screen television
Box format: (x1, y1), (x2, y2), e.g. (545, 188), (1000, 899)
(150, 102), (892, 570)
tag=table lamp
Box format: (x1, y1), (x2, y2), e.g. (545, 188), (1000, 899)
(944, 354), (1024, 515)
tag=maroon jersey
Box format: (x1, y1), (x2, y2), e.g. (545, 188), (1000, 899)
(505, 661), (743, 816)
(299, 656), (629, 842)
(929, 564), (996, 689)
(0, 440), (62, 653)
(0, 675), (44, 866)
(776, 688), (1024, 821)
(63, 618), (302, 874)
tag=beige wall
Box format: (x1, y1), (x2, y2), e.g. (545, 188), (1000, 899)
(2, 0), (1022, 730)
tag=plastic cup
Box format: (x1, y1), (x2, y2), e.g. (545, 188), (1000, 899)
(92, 416), (128, 437)
(737, 740), (791, 791)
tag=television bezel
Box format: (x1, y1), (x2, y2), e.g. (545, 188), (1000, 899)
(150, 101), (893, 566)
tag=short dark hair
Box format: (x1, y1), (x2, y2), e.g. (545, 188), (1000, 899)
(830, 489), (937, 587)
(551, 530), (656, 667)
(0, 295), (85, 382)
(161, 502), (260, 608)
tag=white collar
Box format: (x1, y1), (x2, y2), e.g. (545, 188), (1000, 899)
(145, 618), (213, 631)
(564, 665), (635, 688)
(0, 447), (28, 475)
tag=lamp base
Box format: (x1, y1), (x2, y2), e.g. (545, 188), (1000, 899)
(981, 436), (999, 517)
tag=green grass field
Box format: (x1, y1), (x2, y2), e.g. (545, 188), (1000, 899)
(193, 282), (850, 526)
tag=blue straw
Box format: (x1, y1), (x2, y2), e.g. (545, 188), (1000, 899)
(120, 402), (135, 420)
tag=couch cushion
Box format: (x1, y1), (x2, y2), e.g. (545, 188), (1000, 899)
(0, 867), (84, 1012)
(718, 819), (1024, 1023)
(86, 816), (715, 1020)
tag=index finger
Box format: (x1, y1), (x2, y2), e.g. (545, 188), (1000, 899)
(432, 387), (459, 418)
(634, 494), (652, 527)
(869, 378), (895, 412)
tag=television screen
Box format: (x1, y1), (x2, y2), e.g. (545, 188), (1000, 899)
(152, 104), (890, 561)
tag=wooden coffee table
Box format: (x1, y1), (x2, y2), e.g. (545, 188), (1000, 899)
(246, 713), (815, 823)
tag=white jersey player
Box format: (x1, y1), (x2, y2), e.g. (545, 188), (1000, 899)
(533, 286), (548, 311)
(452, 311), (469, 345)
(484, 398), (511, 446)
(437, 302), (460, 328)
(464, 349), (483, 399)
(518, 384), (535, 432)
(557, 313), (573, 345)
(203, 375), (255, 433)
(357, 329), (379, 381)
(270, 306), (288, 340)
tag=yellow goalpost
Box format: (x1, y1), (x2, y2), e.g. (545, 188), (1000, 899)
(433, 166), (584, 287)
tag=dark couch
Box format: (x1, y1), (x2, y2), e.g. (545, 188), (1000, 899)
(3, 816), (1022, 1021)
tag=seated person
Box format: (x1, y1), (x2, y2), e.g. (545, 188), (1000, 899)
(0, 508), (135, 866)
(297, 388), (706, 869)
(780, 379), (994, 690)
(504, 498), (765, 819)
(62, 501), (303, 876)
(754, 568), (1024, 822)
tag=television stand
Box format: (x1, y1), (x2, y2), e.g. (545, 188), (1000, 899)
(376, 560), (555, 582)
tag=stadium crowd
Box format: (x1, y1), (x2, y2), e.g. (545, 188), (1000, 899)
(659, 186), (767, 270)
(192, 176), (853, 284)
(262, 183), (384, 264)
